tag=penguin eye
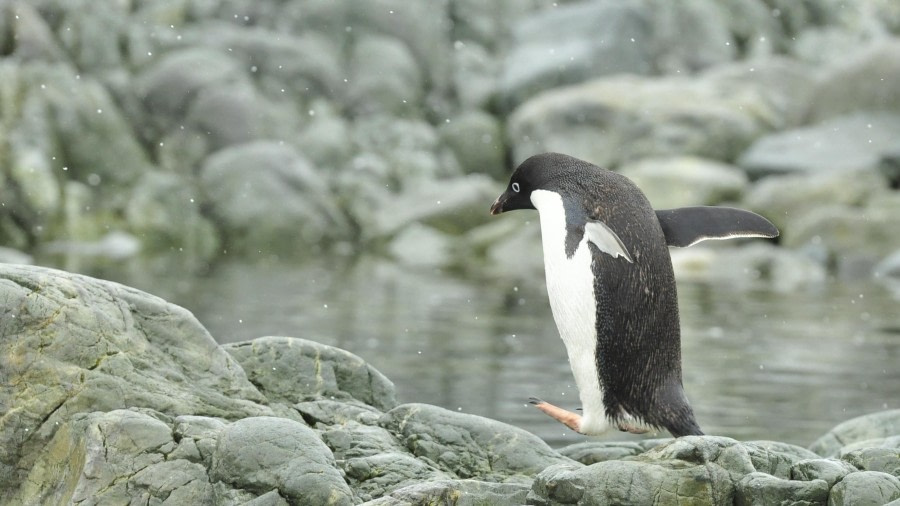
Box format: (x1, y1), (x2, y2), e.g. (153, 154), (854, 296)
(511, 182), (521, 193)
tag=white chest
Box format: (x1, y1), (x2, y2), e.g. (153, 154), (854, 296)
(530, 190), (608, 434)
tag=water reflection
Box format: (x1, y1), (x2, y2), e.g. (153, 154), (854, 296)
(46, 255), (899, 448)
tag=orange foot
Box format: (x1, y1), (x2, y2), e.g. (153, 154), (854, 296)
(529, 397), (582, 433)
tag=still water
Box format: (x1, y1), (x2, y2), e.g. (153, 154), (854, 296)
(55, 254), (899, 449)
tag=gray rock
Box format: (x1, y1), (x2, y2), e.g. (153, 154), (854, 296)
(0, 264), (270, 499)
(842, 446), (900, 476)
(124, 171), (220, 260)
(618, 156), (749, 209)
(507, 72), (768, 168)
(737, 113), (900, 178)
(740, 169), (885, 235)
(388, 224), (454, 268)
(828, 471), (900, 506)
(783, 205), (898, 277)
(224, 336), (397, 412)
(808, 41), (900, 122)
(736, 472), (829, 506)
(369, 174), (498, 238)
(10, 409), (216, 505)
(875, 250), (900, 296)
(380, 403), (575, 481)
(210, 417), (354, 506)
(199, 141), (348, 252)
(743, 440), (822, 478)
(558, 440), (667, 465)
(346, 34), (423, 116)
(810, 409), (900, 457)
(439, 110), (506, 178)
(791, 458), (859, 487)
(361, 479), (530, 506)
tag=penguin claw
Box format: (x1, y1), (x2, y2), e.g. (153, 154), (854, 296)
(528, 397), (545, 405)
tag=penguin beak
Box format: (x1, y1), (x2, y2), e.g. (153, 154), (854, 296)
(489, 194), (507, 215)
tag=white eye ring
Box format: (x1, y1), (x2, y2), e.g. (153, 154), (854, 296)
(511, 182), (520, 192)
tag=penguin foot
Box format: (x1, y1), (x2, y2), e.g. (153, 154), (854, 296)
(529, 398), (582, 433)
(616, 421), (650, 434)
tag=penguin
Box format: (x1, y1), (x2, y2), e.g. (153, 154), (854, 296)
(489, 152), (778, 437)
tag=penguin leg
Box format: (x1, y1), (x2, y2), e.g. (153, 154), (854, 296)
(528, 397), (582, 433)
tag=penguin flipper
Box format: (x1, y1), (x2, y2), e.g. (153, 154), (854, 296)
(655, 206), (779, 248)
(584, 220), (633, 262)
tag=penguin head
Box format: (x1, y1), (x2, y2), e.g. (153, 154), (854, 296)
(490, 153), (577, 215)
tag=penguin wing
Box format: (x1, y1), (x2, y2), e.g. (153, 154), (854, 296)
(655, 206), (779, 248)
(585, 220), (633, 263)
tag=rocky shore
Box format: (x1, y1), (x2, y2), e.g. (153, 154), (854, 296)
(2, 264), (898, 505)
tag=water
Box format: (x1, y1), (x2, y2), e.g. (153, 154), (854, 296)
(48, 254), (900, 449)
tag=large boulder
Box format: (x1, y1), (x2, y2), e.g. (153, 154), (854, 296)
(810, 410), (900, 457)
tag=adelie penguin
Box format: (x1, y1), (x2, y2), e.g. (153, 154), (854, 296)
(490, 152), (779, 437)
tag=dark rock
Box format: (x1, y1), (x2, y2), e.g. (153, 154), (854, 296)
(224, 336), (397, 412)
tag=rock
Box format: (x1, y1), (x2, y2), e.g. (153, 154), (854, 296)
(124, 171), (220, 260)
(507, 72), (769, 168)
(42, 230), (141, 261)
(451, 40), (499, 110)
(875, 250), (900, 295)
(737, 113), (900, 178)
(807, 41), (900, 122)
(743, 440), (821, 478)
(736, 472), (829, 506)
(618, 156), (749, 209)
(0, 246), (32, 265)
(198, 141), (348, 253)
(783, 205), (898, 277)
(740, 169), (885, 234)
(500, 1), (654, 109)
(369, 174), (498, 238)
(669, 243), (827, 292)
(828, 471), (900, 506)
(842, 445), (900, 476)
(361, 479), (530, 506)
(379, 403), (575, 481)
(388, 224), (454, 268)
(210, 417), (354, 506)
(0, 264), (270, 498)
(791, 458), (859, 487)
(439, 110), (506, 178)
(558, 440), (668, 465)
(223, 336), (397, 412)
(810, 409), (900, 457)
(346, 34), (423, 116)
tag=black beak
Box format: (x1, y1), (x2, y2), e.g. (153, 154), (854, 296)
(490, 194), (506, 215)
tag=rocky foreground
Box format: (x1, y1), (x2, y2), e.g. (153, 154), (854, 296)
(1, 264), (899, 505)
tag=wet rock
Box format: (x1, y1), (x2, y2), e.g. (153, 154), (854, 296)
(0, 264), (269, 497)
(558, 439), (668, 465)
(736, 472), (829, 506)
(198, 141), (348, 252)
(810, 409), (900, 457)
(224, 336), (397, 412)
(828, 471), (900, 505)
(737, 113), (900, 178)
(379, 403), (575, 481)
(618, 156), (749, 209)
(210, 417), (354, 506)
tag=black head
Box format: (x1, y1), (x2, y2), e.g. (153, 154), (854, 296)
(490, 152), (585, 215)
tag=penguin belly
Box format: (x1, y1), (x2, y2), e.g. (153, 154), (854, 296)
(530, 190), (609, 435)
